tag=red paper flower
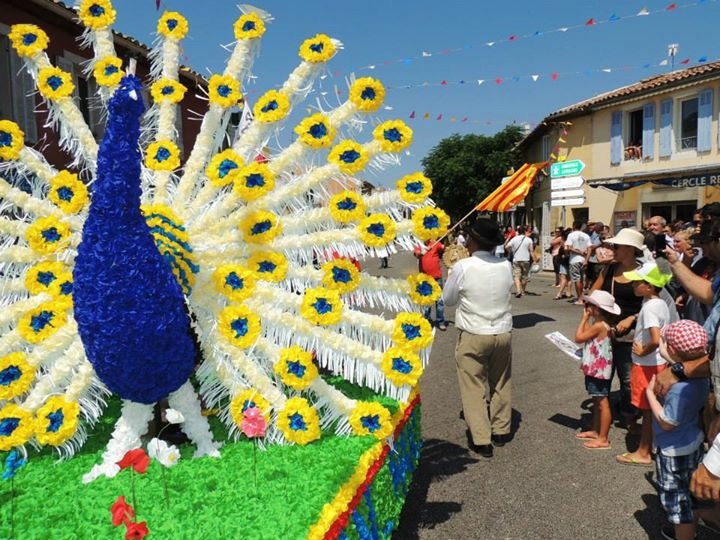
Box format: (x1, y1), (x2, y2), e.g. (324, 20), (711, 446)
(110, 496), (134, 527)
(124, 521), (149, 539)
(240, 406), (267, 438)
(117, 448), (150, 474)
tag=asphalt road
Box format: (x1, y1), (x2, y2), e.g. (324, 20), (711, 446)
(373, 252), (720, 540)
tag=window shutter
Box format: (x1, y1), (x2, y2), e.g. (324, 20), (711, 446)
(9, 49), (38, 143)
(698, 88), (713, 152)
(642, 102), (655, 159)
(610, 111), (622, 165)
(175, 104), (184, 153)
(87, 78), (104, 140)
(659, 99), (673, 157)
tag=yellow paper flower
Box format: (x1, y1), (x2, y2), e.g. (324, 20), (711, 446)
(208, 74), (242, 108)
(26, 216), (72, 254)
(349, 77), (385, 113)
(157, 11), (188, 40)
(145, 140), (181, 171)
(233, 162), (275, 201)
(34, 396), (80, 447)
(328, 191), (365, 224)
(328, 140), (368, 175)
(38, 67), (75, 101)
(373, 120), (413, 152)
(24, 262), (69, 296)
(253, 90), (291, 124)
(321, 258), (360, 294)
(407, 273), (442, 306)
(78, 0), (116, 30)
(49, 170), (89, 214)
(295, 113), (335, 149)
(298, 33), (336, 63)
(9, 24), (49, 58)
(0, 120), (24, 161)
(234, 12), (266, 40)
(350, 402), (393, 439)
(151, 78), (187, 104)
(397, 172), (432, 204)
(230, 389), (271, 426)
(392, 312), (433, 351)
(381, 346), (423, 387)
(240, 210), (281, 244)
(213, 265), (256, 303)
(358, 214), (396, 248)
(18, 300), (68, 344)
(93, 56), (124, 87)
(247, 251), (287, 282)
(0, 404), (34, 451)
(0, 353), (35, 401)
(274, 345), (318, 391)
(301, 287), (343, 326)
(412, 207), (450, 241)
(206, 149), (244, 187)
(278, 397), (321, 445)
(218, 305), (261, 349)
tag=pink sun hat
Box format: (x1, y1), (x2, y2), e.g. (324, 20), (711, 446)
(580, 290), (621, 316)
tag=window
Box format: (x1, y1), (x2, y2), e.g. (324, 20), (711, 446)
(57, 52), (104, 140)
(0, 29), (38, 142)
(644, 202), (696, 223)
(624, 109), (643, 160)
(680, 97), (698, 150)
(541, 134), (550, 161)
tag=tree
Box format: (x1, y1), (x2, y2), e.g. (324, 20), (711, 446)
(421, 125), (525, 222)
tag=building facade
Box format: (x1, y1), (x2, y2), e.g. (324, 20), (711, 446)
(519, 61), (720, 236)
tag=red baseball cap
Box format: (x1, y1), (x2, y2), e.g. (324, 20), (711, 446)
(661, 320), (708, 358)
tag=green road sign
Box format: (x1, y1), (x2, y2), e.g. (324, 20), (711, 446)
(550, 160), (585, 178)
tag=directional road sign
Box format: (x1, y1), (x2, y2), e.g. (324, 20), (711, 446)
(551, 189), (585, 199)
(551, 175), (585, 190)
(550, 160), (585, 178)
(551, 197), (585, 207)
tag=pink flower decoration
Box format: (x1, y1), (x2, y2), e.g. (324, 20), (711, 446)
(241, 406), (267, 439)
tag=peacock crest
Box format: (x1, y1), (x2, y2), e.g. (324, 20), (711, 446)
(0, 1), (448, 482)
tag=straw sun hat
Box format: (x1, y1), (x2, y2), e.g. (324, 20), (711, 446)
(579, 290), (621, 315)
(603, 228), (645, 251)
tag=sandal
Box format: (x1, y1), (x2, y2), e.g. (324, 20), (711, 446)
(583, 441), (611, 450)
(616, 452), (653, 467)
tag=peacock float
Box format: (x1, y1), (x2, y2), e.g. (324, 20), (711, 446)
(0, 1), (447, 535)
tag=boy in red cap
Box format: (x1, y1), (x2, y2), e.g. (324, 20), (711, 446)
(646, 320), (712, 540)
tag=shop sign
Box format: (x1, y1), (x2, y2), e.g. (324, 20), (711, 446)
(655, 171), (720, 189)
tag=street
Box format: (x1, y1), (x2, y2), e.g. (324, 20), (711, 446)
(377, 252), (718, 540)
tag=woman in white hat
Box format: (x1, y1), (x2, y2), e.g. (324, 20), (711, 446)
(589, 228), (645, 429)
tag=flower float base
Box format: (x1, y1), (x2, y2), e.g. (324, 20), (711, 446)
(0, 389), (421, 539)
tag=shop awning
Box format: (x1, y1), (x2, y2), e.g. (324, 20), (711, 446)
(475, 161), (549, 213)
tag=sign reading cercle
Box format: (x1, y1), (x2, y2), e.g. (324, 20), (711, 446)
(550, 160), (585, 178)
(551, 175), (585, 190)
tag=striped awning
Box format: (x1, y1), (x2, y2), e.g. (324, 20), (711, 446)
(475, 161), (549, 213)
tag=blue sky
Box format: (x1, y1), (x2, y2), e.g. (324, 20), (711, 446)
(110, 0), (720, 187)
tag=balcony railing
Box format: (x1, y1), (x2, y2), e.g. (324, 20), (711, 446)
(680, 136), (697, 150)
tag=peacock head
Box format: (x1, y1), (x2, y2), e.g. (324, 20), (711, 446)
(109, 74), (145, 120)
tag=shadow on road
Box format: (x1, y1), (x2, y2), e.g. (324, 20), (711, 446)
(513, 313), (555, 329)
(394, 439), (478, 538)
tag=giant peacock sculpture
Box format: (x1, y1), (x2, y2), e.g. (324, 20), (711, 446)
(0, 1), (448, 483)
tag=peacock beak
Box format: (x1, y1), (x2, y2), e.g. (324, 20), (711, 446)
(128, 89), (138, 101)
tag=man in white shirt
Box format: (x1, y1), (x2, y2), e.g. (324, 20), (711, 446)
(565, 221), (591, 304)
(443, 218), (514, 459)
(505, 225), (535, 298)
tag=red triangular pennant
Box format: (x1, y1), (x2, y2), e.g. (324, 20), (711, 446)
(461, 117), (468, 122)
(680, 58), (690, 65)
(666, 3), (678, 10)
(585, 18), (595, 26)
(409, 111), (416, 119)
(436, 114), (443, 120)
(155, 0), (161, 9)
(551, 72), (559, 80)
(495, 77), (503, 85)
(508, 35), (517, 41)
(440, 80), (448, 85)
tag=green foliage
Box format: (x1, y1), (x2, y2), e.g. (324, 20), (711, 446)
(421, 125), (525, 222)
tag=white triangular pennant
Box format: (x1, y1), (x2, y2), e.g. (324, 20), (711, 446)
(477, 79), (485, 85)
(637, 7), (650, 16)
(486, 42), (495, 47)
(422, 51), (432, 57)
(531, 75), (539, 81)
(659, 59), (669, 66)
(602, 68), (612, 73)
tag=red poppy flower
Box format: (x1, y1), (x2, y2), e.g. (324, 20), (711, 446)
(124, 521), (149, 539)
(110, 496), (134, 527)
(117, 448), (150, 474)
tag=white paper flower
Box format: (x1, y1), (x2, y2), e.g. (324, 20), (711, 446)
(164, 408), (185, 424)
(147, 438), (181, 468)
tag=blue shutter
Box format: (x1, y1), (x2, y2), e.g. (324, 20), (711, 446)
(642, 103), (655, 159)
(611, 111), (622, 165)
(659, 99), (673, 157)
(698, 88), (713, 152)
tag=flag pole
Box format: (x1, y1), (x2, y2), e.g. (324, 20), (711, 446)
(427, 205), (479, 250)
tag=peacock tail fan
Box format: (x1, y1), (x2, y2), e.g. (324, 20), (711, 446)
(0, 0), (449, 461)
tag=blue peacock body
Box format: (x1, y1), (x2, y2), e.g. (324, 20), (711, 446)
(73, 75), (196, 404)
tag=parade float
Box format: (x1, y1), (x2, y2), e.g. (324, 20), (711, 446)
(0, 1), (446, 537)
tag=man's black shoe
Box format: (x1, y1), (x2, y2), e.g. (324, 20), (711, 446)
(470, 444), (493, 458)
(492, 434), (510, 447)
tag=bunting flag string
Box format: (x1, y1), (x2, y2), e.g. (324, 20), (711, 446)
(405, 113), (538, 128)
(384, 54), (714, 91)
(330, 1), (715, 77)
